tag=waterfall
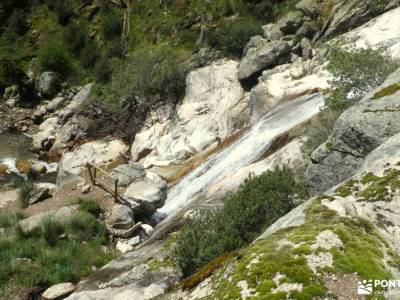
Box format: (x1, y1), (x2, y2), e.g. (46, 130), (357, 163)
(157, 93), (324, 217)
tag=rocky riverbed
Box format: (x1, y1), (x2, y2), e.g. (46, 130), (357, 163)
(2, 1), (400, 299)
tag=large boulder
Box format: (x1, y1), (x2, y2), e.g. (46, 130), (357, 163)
(249, 56), (330, 123)
(37, 71), (59, 97)
(43, 283), (75, 300)
(31, 117), (59, 152)
(110, 162), (146, 187)
(262, 24), (283, 42)
(333, 6), (400, 58)
(31, 84), (93, 154)
(56, 83), (92, 123)
(277, 11), (304, 35)
(46, 96), (65, 112)
(131, 59), (248, 168)
(319, 0), (394, 39)
(238, 40), (291, 81)
(295, 0), (322, 18)
(109, 204), (135, 229)
(57, 138), (128, 183)
(18, 205), (79, 233)
(124, 172), (167, 217)
(306, 68), (400, 193)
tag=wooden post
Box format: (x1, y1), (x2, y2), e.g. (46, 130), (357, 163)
(114, 179), (119, 203)
(93, 168), (97, 185)
(87, 163), (95, 185)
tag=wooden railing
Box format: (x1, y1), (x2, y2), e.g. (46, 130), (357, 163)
(86, 163), (120, 203)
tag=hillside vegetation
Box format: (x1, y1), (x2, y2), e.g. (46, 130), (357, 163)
(0, 0), (295, 92)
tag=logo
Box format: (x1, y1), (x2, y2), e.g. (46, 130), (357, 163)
(358, 280), (373, 295)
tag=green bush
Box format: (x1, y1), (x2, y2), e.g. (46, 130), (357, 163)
(41, 218), (64, 247)
(105, 40), (124, 59)
(45, 0), (74, 26)
(325, 47), (399, 111)
(6, 9), (28, 36)
(115, 43), (189, 102)
(72, 198), (102, 217)
(173, 167), (308, 276)
(0, 211), (24, 228)
(0, 58), (24, 91)
(65, 212), (106, 242)
(0, 211), (113, 293)
(94, 56), (112, 83)
(100, 10), (122, 41)
(80, 40), (99, 68)
(250, 0), (297, 22)
(37, 41), (74, 78)
(63, 23), (86, 56)
(208, 17), (262, 57)
(18, 180), (34, 209)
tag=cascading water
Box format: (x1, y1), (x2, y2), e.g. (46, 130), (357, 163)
(0, 132), (57, 180)
(157, 93), (324, 218)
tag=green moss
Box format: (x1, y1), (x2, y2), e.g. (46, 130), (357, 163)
(326, 141), (334, 150)
(373, 83), (400, 99)
(292, 244), (312, 255)
(364, 106), (400, 113)
(335, 179), (358, 197)
(147, 257), (174, 272)
(361, 172), (380, 184)
(180, 251), (239, 290)
(204, 197), (396, 299)
(359, 169), (400, 202)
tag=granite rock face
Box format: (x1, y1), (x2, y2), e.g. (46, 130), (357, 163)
(306, 68), (400, 193)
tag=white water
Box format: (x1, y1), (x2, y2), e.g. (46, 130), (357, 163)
(158, 93), (324, 216)
(0, 133), (57, 177)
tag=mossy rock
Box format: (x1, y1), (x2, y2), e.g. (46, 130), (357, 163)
(373, 83), (400, 99)
(203, 199), (398, 299)
(359, 169), (400, 202)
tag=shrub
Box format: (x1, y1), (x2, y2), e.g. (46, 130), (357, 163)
(63, 23), (86, 56)
(72, 198), (102, 217)
(111, 43), (189, 140)
(45, 0), (74, 26)
(80, 40), (99, 68)
(247, 0), (297, 22)
(325, 47), (399, 111)
(37, 41), (74, 78)
(208, 17), (262, 57)
(105, 40), (124, 59)
(41, 218), (64, 247)
(65, 212), (106, 242)
(0, 209), (113, 292)
(6, 9), (28, 36)
(18, 180), (34, 208)
(100, 10), (122, 41)
(0, 211), (24, 228)
(0, 58), (25, 91)
(173, 167), (308, 276)
(94, 56), (112, 83)
(116, 43), (189, 102)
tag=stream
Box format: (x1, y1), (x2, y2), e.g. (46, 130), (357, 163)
(0, 132), (57, 185)
(157, 93), (324, 218)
